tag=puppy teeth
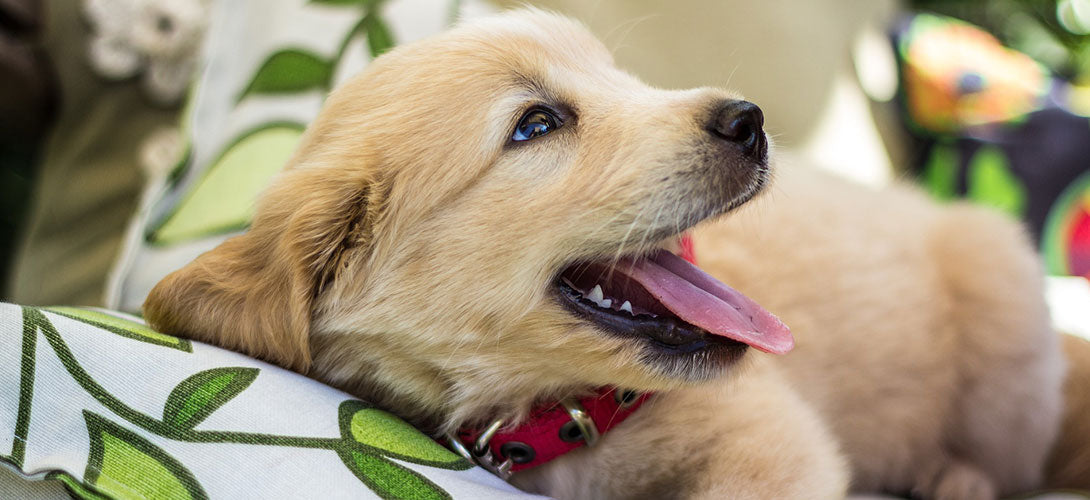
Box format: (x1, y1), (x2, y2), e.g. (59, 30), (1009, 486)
(620, 301), (633, 313)
(588, 284), (604, 303)
(600, 299), (612, 308)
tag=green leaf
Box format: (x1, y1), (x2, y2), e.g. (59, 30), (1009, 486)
(49, 472), (113, 500)
(366, 14), (396, 57)
(83, 412), (208, 500)
(164, 367), (259, 430)
(967, 145), (1027, 217)
(447, 0), (463, 26)
(45, 307), (192, 352)
(147, 123), (305, 245)
(337, 450), (451, 500)
(338, 401), (469, 468)
(238, 49), (332, 101)
(309, 0), (383, 8)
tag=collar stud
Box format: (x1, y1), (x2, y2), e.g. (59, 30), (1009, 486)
(499, 441), (536, 464)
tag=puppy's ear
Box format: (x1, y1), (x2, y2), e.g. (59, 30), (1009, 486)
(143, 165), (375, 372)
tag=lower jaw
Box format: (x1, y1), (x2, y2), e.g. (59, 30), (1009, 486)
(554, 280), (749, 379)
(638, 341), (749, 382)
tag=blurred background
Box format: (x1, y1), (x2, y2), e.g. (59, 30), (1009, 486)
(0, 0), (1088, 333)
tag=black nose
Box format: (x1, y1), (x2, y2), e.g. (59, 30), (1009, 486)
(708, 100), (765, 159)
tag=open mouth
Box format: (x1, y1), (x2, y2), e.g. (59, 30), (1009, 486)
(555, 248), (793, 369)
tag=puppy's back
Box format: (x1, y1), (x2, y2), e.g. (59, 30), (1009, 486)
(694, 163), (1063, 497)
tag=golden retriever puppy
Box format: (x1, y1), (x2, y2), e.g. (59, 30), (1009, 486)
(144, 9), (1064, 499)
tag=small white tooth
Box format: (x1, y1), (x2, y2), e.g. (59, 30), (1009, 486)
(588, 284), (604, 303)
(600, 299), (612, 308)
(620, 301), (633, 313)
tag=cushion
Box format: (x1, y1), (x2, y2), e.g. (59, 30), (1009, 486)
(0, 302), (539, 499)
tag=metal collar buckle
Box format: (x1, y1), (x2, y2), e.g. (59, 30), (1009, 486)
(444, 398), (599, 480)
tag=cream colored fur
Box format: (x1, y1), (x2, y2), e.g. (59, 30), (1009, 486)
(1047, 334), (1090, 489)
(144, 10), (1069, 499)
(692, 163), (1064, 498)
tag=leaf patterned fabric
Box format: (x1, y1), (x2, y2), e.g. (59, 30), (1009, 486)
(0, 303), (541, 499)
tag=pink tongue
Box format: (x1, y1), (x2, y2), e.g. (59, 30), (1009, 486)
(615, 250), (793, 354)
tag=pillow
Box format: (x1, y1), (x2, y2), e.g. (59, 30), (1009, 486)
(105, 0), (494, 313)
(0, 302), (540, 499)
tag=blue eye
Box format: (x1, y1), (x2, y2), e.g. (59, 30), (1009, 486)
(512, 109), (561, 142)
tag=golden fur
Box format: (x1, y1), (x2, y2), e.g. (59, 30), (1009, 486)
(1047, 334), (1090, 489)
(145, 10), (1072, 499)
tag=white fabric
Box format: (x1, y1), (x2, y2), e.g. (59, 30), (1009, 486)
(0, 303), (541, 499)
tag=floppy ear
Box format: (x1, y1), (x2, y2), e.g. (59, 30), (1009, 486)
(143, 164), (375, 373)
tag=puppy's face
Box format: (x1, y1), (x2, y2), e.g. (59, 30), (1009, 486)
(145, 10), (786, 426)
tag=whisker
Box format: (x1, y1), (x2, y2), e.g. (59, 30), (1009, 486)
(604, 201), (654, 284)
(603, 14), (658, 55)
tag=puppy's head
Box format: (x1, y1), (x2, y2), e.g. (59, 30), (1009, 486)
(145, 9), (788, 428)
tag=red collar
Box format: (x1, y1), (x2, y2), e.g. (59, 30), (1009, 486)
(446, 388), (652, 477)
(677, 232), (697, 265)
(443, 234), (696, 477)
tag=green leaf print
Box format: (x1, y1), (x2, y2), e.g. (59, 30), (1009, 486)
(45, 307), (192, 352)
(238, 49), (333, 101)
(338, 449), (451, 500)
(309, 0), (384, 9)
(83, 412), (208, 500)
(332, 401), (470, 499)
(310, 0), (369, 5)
(338, 400), (467, 467)
(19, 308), (466, 500)
(365, 13), (396, 56)
(164, 368), (259, 431)
(49, 472), (113, 500)
(147, 123), (305, 245)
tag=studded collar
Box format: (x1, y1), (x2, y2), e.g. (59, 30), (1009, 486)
(445, 388), (651, 477)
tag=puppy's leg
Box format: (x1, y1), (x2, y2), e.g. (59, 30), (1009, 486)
(683, 373), (849, 500)
(927, 205), (1064, 497)
(1045, 334), (1090, 489)
(916, 459), (995, 500)
(515, 362), (849, 500)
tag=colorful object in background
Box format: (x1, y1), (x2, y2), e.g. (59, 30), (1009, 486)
(894, 13), (1090, 279)
(1044, 172), (1090, 279)
(898, 13), (1053, 134)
